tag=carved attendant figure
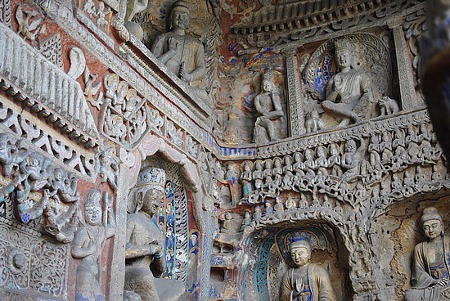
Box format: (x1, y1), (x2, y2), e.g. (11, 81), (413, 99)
(72, 190), (115, 301)
(280, 239), (337, 301)
(321, 39), (374, 126)
(124, 167), (166, 301)
(253, 71), (284, 143)
(405, 207), (450, 301)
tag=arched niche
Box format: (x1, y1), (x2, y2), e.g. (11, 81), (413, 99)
(122, 133), (208, 299)
(369, 191), (450, 299)
(238, 219), (352, 301)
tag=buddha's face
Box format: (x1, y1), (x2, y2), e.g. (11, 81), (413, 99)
(172, 8), (190, 30)
(423, 219), (443, 240)
(336, 47), (352, 69)
(262, 79), (273, 92)
(290, 246), (311, 267)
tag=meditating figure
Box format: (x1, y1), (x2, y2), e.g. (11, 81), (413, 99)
(405, 207), (450, 301)
(280, 238), (337, 301)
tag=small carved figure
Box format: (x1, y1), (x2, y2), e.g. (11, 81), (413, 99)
(305, 110), (325, 133)
(341, 138), (367, 182)
(72, 190), (115, 301)
(95, 146), (119, 191)
(253, 206), (262, 224)
(124, 167), (166, 301)
(20, 153), (52, 191)
(282, 155), (294, 189)
(293, 152), (305, 176)
(280, 238), (337, 301)
(303, 149), (316, 176)
(0, 133), (27, 176)
(240, 161), (253, 198)
(220, 211), (235, 234)
(321, 39), (375, 126)
(285, 197), (297, 211)
(253, 161), (264, 191)
(225, 163), (237, 185)
(378, 96), (399, 116)
(253, 71), (284, 143)
(315, 146), (328, 176)
(240, 210), (252, 231)
(405, 207), (450, 301)
(96, 2), (110, 30)
(274, 198), (284, 220)
(393, 128), (406, 149)
(49, 167), (80, 203)
(151, 1), (211, 106)
(328, 143), (342, 176)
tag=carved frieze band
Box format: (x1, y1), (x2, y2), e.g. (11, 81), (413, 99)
(0, 23), (100, 149)
(0, 99), (96, 179)
(231, 0), (425, 49)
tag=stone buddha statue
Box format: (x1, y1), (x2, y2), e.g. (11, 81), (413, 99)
(253, 70), (284, 143)
(280, 238), (337, 301)
(151, 1), (212, 107)
(124, 167), (166, 301)
(321, 38), (375, 127)
(405, 207), (450, 301)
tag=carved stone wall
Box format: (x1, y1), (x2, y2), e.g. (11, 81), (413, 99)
(0, 0), (447, 301)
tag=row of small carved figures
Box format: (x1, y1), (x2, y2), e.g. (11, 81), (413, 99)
(221, 123), (441, 187)
(219, 195), (347, 235)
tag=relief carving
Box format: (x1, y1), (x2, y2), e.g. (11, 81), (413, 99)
(405, 207), (450, 301)
(72, 190), (115, 301)
(279, 238), (337, 301)
(253, 70), (285, 144)
(151, 0), (212, 108)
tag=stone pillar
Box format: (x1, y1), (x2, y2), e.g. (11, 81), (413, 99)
(388, 17), (420, 110)
(284, 48), (306, 136)
(109, 161), (130, 300)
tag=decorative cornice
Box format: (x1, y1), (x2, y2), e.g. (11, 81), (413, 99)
(0, 23), (100, 149)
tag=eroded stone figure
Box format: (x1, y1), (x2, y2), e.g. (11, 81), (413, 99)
(72, 190), (115, 301)
(405, 207), (450, 301)
(280, 239), (337, 301)
(321, 39), (375, 126)
(151, 1), (211, 106)
(124, 167), (166, 301)
(253, 71), (284, 143)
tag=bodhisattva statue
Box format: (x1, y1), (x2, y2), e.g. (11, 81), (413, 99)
(72, 190), (116, 301)
(280, 239), (337, 301)
(321, 39), (375, 127)
(405, 207), (450, 301)
(124, 167), (166, 301)
(253, 71), (284, 143)
(151, 1), (211, 107)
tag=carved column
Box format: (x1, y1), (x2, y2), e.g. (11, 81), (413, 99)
(388, 17), (419, 111)
(284, 48), (306, 136)
(109, 161), (130, 300)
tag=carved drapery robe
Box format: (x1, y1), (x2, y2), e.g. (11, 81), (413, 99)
(405, 237), (450, 301)
(280, 265), (337, 301)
